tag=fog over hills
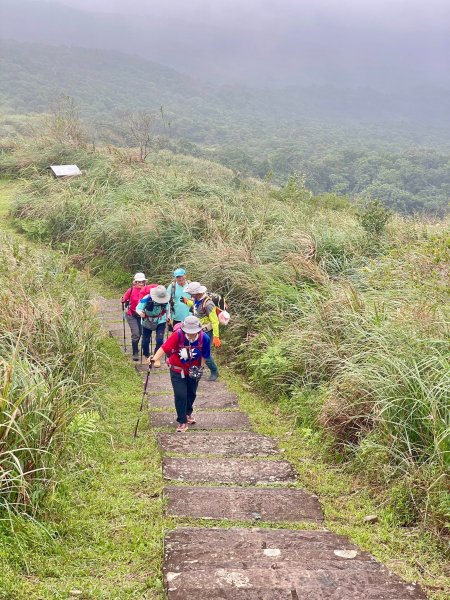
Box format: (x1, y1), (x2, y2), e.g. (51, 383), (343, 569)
(2, 0), (450, 89)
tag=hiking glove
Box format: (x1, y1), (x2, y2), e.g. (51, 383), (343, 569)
(213, 337), (222, 348)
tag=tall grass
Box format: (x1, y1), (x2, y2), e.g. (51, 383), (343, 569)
(6, 141), (450, 530)
(0, 233), (102, 518)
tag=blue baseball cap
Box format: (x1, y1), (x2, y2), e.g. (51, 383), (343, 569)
(173, 268), (186, 277)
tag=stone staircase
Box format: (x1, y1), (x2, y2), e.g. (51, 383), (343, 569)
(98, 296), (427, 599)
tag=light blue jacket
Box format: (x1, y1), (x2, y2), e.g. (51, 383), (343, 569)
(167, 282), (191, 322)
(136, 295), (168, 326)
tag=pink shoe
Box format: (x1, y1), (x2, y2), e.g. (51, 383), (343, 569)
(187, 414), (196, 424)
(176, 423), (189, 433)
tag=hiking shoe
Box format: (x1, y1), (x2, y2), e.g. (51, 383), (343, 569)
(153, 359), (161, 368)
(187, 414), (196, 424)
(176, 423), (189, 432)
(132, 353), (139, 362)
(208, 372), (219, 381)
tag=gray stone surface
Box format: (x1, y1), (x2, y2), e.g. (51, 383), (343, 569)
(163, 458), (296, 485)
(144, 375), (173, 393)
(150, 393), (238, 409)
(164, 528), (426, 599)
(158, 432), (280, 457)
(151, 411), (251, 430)
(165, 486), (323, 522)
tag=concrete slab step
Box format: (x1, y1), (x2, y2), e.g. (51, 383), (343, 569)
(164, 486), (323, 523)
(165, 573), (425, 600)
(150, 393), (238, 410)
(164, 528), (426, 599)
(163, 458), (296, 485)
(151, 411), (251, 430)
(144, 375), (173, 393)
(157, 432), (280, 457)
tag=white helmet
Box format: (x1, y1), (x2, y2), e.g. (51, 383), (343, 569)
(133, 272), (147, 282)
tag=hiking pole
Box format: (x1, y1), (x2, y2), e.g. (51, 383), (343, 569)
(121, 301), (127, 352)
(134, 361), (153, 438)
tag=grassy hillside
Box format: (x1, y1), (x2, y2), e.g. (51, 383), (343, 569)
(4, 135), (449, 540)
(1, 39), (450, 215)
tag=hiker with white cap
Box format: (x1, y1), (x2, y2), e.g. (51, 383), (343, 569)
(183, 281), (220, 381)
(148, 315), (211, 432)
(122, 273), (151, 361)
(166, 267), (191, 330)
(136, 285), (170, 367)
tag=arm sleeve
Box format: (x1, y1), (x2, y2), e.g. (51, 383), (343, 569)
(122, 288), (131, 302)
(167, 285), (173, 319)
(136, 295), (149, 313)
(162, 331), (178, 354)
(201, 333), (211, 359)
(206, 302), (220, 337)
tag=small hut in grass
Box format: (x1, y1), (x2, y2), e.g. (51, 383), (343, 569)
(49, 165), (82, 178)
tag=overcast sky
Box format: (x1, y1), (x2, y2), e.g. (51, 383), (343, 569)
(9, 0), (450, 88)
(44, 0), (450, 29)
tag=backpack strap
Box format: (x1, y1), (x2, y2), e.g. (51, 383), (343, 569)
(173, 329), (203, 353)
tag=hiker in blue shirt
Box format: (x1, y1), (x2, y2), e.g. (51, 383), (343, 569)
(167, 268), (191, 329)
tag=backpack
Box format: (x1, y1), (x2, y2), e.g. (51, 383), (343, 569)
(172, 329), (204, 356)
(200, 294), (230, 325)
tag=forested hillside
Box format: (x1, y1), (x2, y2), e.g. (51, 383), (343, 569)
(1, 39), (450, 215)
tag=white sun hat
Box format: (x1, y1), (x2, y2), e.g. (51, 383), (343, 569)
(186, 281), (207, 295)
(133, 272), (147, 282)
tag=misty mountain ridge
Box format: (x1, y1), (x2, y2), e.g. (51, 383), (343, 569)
(2, 38), (450, 138)
(2, 0), (450, 90)
(2, 38), (450, 217)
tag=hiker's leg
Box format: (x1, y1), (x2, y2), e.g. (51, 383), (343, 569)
(186, 376), (199, 416)
(126, 314), (141, 357)
(141, 327), (150, 358)
(155, 322), (165, 352)
(170, 370), (188, 424)
(204, 330), (219, 375)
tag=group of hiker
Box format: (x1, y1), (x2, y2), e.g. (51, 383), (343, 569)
(122, 269), (228, 432)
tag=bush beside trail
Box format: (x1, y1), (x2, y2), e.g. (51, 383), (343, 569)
(0, 232), (102, 518)
(4, 139), (449, 532)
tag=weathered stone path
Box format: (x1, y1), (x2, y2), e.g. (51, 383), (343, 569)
(98, 297), (427, 599)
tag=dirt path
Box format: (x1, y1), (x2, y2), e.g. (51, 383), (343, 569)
(101, 298), (427, 600)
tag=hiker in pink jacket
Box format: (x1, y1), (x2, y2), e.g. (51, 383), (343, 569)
(122, 272), (152, 360)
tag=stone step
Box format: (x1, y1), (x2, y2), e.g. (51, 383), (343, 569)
(150, 393), (238, 410)
(165, 572), (424, 600)
(151, 411), (251, 430)
(157, 432), (280, 457)
(164, 529), (426, 600)
(164, 486), (323, 523)
(142, 375), (173, 392)
(163, 458), (296, 485)
(107, 324), (126, 334)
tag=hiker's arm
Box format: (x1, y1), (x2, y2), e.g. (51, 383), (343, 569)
(149, 346), (165, 363)
(208, 305), (220, 338)
(166, 285), (173, 321)
(181, 297), (194, 307)
(148, 331), (176, 364)
(135, 295), (149, 317)
(201, 332), (211, 365)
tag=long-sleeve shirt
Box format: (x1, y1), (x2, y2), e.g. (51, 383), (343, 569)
(136, 294), (168, 328)
(166, 282), (191, 322)
(186, 295), (220, 338)
(162, 330), (211, 375)
(122, 285), (152, 316)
